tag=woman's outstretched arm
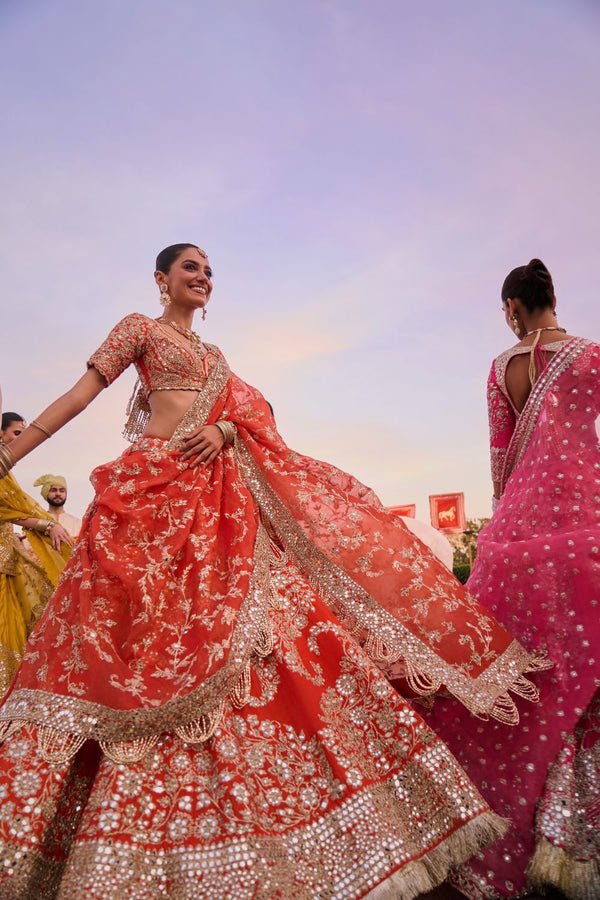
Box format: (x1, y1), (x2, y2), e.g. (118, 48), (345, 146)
(3, 368), (107, 467)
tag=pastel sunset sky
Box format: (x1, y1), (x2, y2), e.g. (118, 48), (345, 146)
(2, 0), (599, 521)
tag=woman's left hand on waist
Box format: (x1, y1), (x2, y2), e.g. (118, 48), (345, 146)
(181, 424), (225, 465)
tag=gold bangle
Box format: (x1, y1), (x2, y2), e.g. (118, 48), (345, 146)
(214, 420), (235, 444)
(0, 443), (15, 478)
(31, 519), (55, 536)
(214, 421), (229, 442)
(30, 419), (53, 439)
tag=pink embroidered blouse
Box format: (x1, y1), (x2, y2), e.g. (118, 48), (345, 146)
(487, 341), (565, 483)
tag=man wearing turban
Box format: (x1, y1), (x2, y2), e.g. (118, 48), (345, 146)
(34, 475), (81, 539)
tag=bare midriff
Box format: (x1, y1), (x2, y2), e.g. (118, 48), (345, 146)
(141, 389), (201, 439)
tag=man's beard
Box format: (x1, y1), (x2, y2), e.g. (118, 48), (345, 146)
(48, 497), (66, 509)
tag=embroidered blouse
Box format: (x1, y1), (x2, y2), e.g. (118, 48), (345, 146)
(87, 313), (220, 441)
(87, 313), (215, 397)
(487, 341), (565, 483)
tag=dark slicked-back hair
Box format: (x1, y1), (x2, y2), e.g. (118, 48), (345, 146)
(155, 244), (205, 274)
(501, 258), (555, 313)
(1, 412), (24, 431)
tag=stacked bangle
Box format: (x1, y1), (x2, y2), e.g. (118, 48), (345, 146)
(30, 419), (53, 439)
(214, 420), (236, 444)
(31, 519), (56, 536)
(0, 443), (15, 478)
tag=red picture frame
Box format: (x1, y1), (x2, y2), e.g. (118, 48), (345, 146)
(429, 493), (466, 534)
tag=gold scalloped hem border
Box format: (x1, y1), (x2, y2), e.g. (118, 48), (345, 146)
(0, 623), (275, 766)
(526, 649), (554, 674)
(484, 651), (554, 724)
(475, 673), (541, 726)
(235, 436), (557, 719)
(365, 630), (554, 727)
(364, 810), (509, 900)
(527, 836), (600, 900)
(174, 700), (225, 744)
(483, 655), (553, 724)
(99, 735), (160, 764)
(477, 665), (547, 724)
(471, 648), (553, 723)
(381, 644), (549, 726)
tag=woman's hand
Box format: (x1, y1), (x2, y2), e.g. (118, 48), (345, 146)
(181, 424), (225, 466)
(49, 523), (74, 550)
(14, 516), (75, 549)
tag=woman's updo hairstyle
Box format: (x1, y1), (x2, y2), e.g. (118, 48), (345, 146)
(155, 243), (203, 274)
(501, 258), (555, 313)
(1, 412), (24, 431)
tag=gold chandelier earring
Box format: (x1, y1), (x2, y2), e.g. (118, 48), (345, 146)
(202, 306), (207, 321)
(511, 314), (522, 337)
(160, 284), (170, 307)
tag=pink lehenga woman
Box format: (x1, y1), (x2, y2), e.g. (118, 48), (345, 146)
(0, 245), (550, 899)
(425, 259), (600, 899)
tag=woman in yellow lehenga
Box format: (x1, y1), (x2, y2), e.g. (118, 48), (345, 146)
(0, 409), (72, 695)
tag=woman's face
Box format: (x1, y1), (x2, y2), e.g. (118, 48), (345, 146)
(1, 420), (26, 444)
(157, 247), (213, 313)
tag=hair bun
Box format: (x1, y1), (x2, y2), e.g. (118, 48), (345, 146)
(525, 258), (551, 283)
(501, 258), (554, 311)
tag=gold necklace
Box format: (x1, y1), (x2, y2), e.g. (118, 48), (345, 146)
(525, 325), (567, 336)
(158, 317), (206, 357)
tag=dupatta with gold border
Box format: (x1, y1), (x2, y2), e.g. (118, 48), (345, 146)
(0, 339), (549, 764)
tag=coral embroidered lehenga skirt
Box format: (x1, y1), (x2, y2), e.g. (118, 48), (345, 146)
(0, 355), (549, 899)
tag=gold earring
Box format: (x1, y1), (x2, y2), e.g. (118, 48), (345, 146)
(202, 307), (207, 321)
(510, 314), (522, 337)
(160, 284), (170, 307)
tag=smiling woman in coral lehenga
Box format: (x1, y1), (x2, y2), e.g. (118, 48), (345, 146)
(0, 245), (549, 900)
(424, 259), (600, 900)
(0, 409), (72, 696)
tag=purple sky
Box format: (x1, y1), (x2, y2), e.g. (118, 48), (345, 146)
(2, 0), (599, 520)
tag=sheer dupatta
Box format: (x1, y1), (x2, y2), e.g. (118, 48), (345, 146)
(0, 350), (550, 762)
(499, 337), (594, 493)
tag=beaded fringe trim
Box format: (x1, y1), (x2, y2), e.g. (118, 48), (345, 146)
(174, 702), (226, 744)
(98, 736), (159, 765)
(390, 646), (551, 726)
(0, 609), (549, 759)
(364, 810), (509, 900)
(307, 581), (549, 727)
(0, 619), (275, 766)
(123, 380), (151, 443)
(233, 437), (555, 728)
(38, 726), (87, 765)
(483, 652), (553, 726)
(527, 837), (600, 900)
